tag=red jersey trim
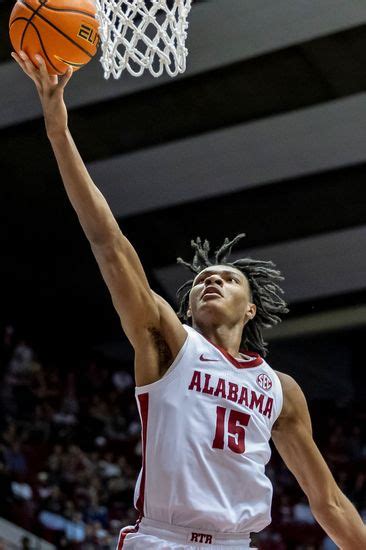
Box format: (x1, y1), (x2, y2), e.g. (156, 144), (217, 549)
(206, 338), (263, 369)
(136, 393), (149, 515)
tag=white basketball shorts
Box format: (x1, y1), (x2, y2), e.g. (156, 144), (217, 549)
(117, 518), (255, 549)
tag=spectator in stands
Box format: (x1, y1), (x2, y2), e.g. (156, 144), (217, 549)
(293, 496), (316, 525)
(0, 459), (12, 516)
(20, 536), (31, 549)
(4, 441), (27, 475)
(43, 484), (64, 515)
(64, 511), (85, 543)
(112, 369), (133, 393)
(84, 492), (109, 529)
(8, 340), (33, 380)
(278, 494), (293, 524)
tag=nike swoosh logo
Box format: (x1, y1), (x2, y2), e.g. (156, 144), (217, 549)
(54, 55), (84, 67)
(200, 354), (220, 362)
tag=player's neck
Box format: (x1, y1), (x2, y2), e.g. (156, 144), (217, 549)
(193, 322), (243, 358)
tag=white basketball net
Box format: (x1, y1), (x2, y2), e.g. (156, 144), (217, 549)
(95, 0), (192, 79)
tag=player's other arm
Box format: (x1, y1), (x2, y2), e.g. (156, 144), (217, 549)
(12, 52), (187, 384)
(272, 372), (366, 549)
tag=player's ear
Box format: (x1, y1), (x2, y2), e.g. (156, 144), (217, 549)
(245, 303), (256, 324)
(187, 308), (192, 318)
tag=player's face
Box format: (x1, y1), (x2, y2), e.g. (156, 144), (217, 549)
(188, 265), (256, 327)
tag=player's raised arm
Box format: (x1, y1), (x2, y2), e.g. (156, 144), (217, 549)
(11, 50), (121, 246)
(11, 51), (186, 382)
(272, 372), (366, 549)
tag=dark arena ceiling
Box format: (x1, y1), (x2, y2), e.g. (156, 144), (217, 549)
(1, 0), (366, 353)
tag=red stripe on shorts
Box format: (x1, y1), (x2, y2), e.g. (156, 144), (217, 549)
(117, 516), (142, 549)
(117, 527), (136, 549)
(136, 393), (149, 515)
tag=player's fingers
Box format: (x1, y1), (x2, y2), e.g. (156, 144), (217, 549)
(49, 75), (59, 87)
(18, 50), (40, 79)
(34, 54), (60, 90)
(59, 66), (73, 89)
(11, 51), (22, 63)
(34, 54), (49, 80)
(11, 51), (42, 91)
(11, 51), (32, 75)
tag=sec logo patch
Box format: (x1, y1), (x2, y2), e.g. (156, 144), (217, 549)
(256, 373), (272, 391)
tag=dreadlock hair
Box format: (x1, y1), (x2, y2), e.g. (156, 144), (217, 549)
(176, 234), (289, 357)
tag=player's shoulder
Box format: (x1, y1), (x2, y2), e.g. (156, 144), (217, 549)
(273, 370), (300, 391)
(273, 370), (308, 419)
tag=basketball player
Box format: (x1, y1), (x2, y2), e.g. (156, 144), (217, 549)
(12, 51), (366, 549)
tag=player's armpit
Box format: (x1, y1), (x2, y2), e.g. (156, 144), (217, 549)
(132, 293), (188, 386)
(272, 372), (366, 549)
(151, 292), (188, 358)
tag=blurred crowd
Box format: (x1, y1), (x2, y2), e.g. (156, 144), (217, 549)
(254, 399), (366, 549)
(0, 324), (138, 548)
(0, 324), (365, 549)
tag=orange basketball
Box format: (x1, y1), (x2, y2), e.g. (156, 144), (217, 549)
(9, 0), (99, 75)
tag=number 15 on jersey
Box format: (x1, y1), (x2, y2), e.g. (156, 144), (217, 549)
(213, 406), (251, 454)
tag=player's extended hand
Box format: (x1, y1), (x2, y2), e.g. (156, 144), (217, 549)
(11, 50), (73, 137)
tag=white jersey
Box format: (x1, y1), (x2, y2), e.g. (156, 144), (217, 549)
(133, 325), (283, 534)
